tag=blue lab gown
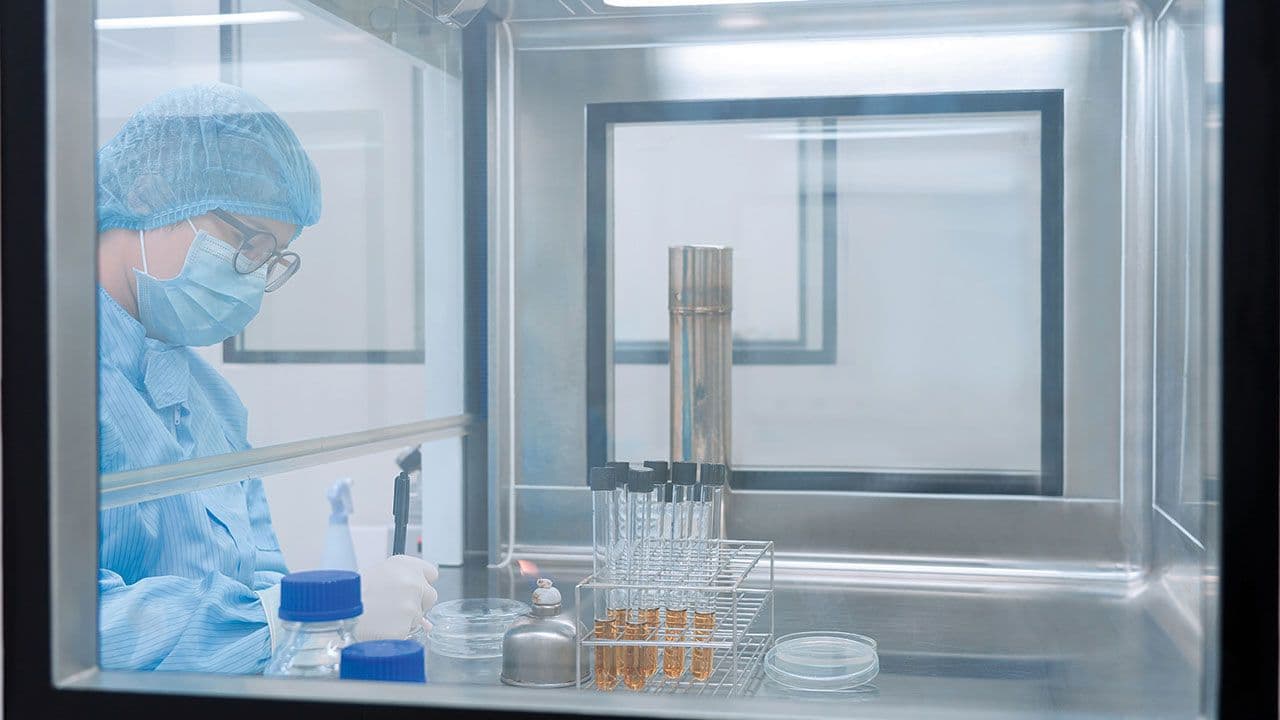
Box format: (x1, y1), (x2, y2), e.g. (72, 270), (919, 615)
(97, 288), (288, 673)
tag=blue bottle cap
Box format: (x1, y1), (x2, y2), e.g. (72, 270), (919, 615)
(341, 640), (426, 683)
(278, 570), (363, 622)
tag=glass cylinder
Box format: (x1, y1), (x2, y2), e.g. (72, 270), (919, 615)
(607, 461), (630, 619)
(589, 466), (618, 622)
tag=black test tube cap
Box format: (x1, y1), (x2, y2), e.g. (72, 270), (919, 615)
(644, 462), (671, 500)
(589, 466), (619, 491)
(628, 465), (656, 493)
(700, 463), (728, 486)
(642, 460), (669, 484)
(671, 461), (697, 486)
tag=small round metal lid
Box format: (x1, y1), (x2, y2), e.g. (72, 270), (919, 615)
(531, 578), (561, 611)
(764, 631), (879, 691)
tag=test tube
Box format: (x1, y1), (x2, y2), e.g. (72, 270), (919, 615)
(606, 462), (630, 634)
(698, 463), (727, 567)
(642, 461), (670, 678)
(691, 463), (727, 681)
(642, 460), (670, 549)
(624, 466), (657, 689)
(663, 461), (697, 678)
(589, 466), (620, 690)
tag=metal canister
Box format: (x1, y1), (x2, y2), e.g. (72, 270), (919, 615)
(669, 246), (732, 537)
(500, 579), (585, 688)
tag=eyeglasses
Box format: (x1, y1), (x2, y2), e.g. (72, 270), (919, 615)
(210, 209), (300, 292)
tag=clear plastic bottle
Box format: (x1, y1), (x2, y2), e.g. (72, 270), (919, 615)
(265, 570), (362, 678)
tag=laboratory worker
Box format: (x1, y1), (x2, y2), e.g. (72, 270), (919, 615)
(95, 83), (438, 673)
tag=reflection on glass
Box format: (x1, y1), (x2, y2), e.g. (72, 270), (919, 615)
(93, 1), (459, 676)
(95, 80), (319, 674)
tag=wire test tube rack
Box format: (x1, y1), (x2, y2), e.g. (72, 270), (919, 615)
(575, 539), (774, 697)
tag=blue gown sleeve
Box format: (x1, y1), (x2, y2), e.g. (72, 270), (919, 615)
(97, 371), (281, 674)
(245, 477), (288, 590)
(97, 568), (272, 673)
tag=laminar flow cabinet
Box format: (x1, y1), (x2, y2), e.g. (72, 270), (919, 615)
(3, 0), (1277, 718)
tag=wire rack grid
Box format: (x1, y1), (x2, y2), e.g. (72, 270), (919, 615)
(574, 539), (774, 697)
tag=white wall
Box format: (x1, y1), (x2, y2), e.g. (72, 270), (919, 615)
(613, 112), (1043, 474)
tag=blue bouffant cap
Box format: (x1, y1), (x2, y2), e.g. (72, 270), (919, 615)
(341, 640), (426, 683)
(96, 82), (321, 239)
(278, 570), (362, 622)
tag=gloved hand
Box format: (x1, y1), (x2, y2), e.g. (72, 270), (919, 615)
(356, 554), (439, 642)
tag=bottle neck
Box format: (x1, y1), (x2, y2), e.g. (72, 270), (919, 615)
(280, 618), (359, 634)
(531, 603), (560, 618)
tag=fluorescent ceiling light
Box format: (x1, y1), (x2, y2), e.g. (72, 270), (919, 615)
(604, 0), (802, 6)
(95, 11), (303, 31)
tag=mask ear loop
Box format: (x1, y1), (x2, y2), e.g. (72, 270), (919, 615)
(137, 230), (149, 276)
(138, 220), (202, 277)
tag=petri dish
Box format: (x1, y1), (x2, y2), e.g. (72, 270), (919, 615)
(764, 631), (879, 691)
(426, 598), (530, 685)
(427, 598), (529, 652)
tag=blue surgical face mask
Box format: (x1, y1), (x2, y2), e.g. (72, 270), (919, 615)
(133, 219), (267, 346)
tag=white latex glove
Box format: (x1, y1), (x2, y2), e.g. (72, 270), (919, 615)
(357, 554), (440, 642)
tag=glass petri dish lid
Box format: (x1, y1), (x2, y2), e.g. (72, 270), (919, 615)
(764, 631), (879, 691)
(427, 598), (530, 650)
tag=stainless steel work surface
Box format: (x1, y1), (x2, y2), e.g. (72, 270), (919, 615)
(431, 561), (1200, 719)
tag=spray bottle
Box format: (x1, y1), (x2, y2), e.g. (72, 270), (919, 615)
(321, 477), (359, 572)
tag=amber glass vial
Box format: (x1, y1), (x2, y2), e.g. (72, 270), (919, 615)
(593, 618), (618, 690)
(691, 611), (715, 681)
(640, 607), (661, 677)
(623, 620), (647, 690)
(663, 608), (688, 678)
(608, 607), (628, 632)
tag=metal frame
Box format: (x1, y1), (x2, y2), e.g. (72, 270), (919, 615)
(462, 16), (492, 562)
(1218, 0), (1280, 714)
(586, 91), (1066, 497)
(99, 415), (470, 510)
(3, 2), (1277, 718)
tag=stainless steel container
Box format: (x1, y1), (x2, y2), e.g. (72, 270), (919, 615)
(669, 245), (733, 469)
(500, 579), (585, 688)
(670, 246), (732, 540)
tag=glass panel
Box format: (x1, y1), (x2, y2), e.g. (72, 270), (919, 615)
(93, 0), (467, 678)
(611, 109), (1050, 492)
(95, 0), (465, 456)
(76, 0), (1221, 717)
(260, 436), (464, 574)
(1154, 0), (1219, 543)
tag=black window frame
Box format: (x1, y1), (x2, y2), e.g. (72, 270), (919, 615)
(586, 90), (1066, 497)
